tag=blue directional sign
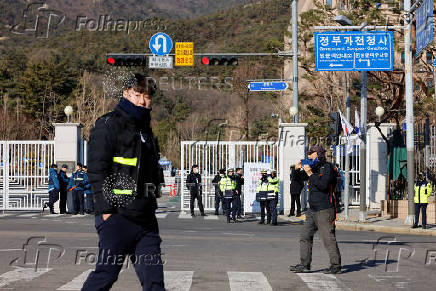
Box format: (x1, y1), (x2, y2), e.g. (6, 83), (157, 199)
(416, 0), (434, 56)
(315, 31), (393, 71)
(248, 81), (288, 91)
(433, 60), (436, 67)
(149, 32), (173, 56)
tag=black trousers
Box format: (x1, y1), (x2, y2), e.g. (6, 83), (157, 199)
(223, 197), (236, 219)
(414, 203), (428, 227)
(48, 190), (59, 208)
(59, 189), (67, 213)
(73, 190), (85, 214)
(290, 194), (301, 215)
(82, 214), (164, 291)
(260, 200), (271, 223)
(300, 208), (341, 268)
(215, 194), (224, 214)
(190, 192), (204, 214)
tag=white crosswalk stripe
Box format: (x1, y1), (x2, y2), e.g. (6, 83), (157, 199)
(227, 271), (273, 291)
(0, 213), (12, 218)
(204, 215), (219, 220)
(156, 213), (168, 219)
(57, 269), (93, 290)
(18, 213), (38, 217)
(44, 214), (64, 217)
(164, 271), (194, 291)
(0, 267), (51, 288)
(296, 273), (350, 291)
(178, 213), (192, 219)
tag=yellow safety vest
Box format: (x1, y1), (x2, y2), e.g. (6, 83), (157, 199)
(414, 182), (432, 204)
(257, 179), (269, 192)
(268, 176), (279, 193)
(220, 176), (236, 192)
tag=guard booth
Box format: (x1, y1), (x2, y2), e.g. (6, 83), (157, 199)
(180, 141), (280, 213)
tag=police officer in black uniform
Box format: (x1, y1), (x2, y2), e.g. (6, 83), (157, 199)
(212, 169), (225, 215)
(82, 73), (165, 290)
(186, 164), (206, 217)
(58, 164), (70, 214)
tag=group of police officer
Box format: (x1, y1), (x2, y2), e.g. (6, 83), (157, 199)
(46, 162), (94, 215)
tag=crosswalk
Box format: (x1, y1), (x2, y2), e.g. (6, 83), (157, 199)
(0, 267), (351, 290)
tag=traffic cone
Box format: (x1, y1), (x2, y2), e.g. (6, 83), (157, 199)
(170, 184), (176, 197)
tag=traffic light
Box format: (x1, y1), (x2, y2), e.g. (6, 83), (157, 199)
(328, 112), (342, 146)
(106, 54), (147, 66)
(200, 55), (238, 66)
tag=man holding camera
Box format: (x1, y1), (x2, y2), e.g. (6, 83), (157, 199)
(290, 145), (342, 274)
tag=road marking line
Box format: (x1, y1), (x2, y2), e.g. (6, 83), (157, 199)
(44, 214), (63, 217)
(228, 271), (272, 291)
(178, 213), (192, 219)
(156, 213), (168, 219)
(17, 213), (39, 217)
(204, 215), (219, 220)
(57, 269), (93, 290)
(296, 273), (350, 291)
(0, 267), (51, 288)
(164, 271), (193, 291)
(0, 214), (12, 218)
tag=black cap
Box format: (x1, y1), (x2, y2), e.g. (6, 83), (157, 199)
(61, 164), (68, 169)
(308, 145), (326, 156)
(50, 164), (58, 168)
(192, 164), (198, 169)
(219, 168), (226, 174)
(77, 162), (83, 168)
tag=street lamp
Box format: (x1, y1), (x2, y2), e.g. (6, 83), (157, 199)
(64, 106), (73, 123)
(289, 106), (298, 122)
(375, 106), (385, 122)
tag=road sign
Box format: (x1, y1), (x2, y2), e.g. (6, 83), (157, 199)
(149, 32), (173, 56)
(416, 0), (434, 56)
(148, 56), (173, 69)
(315, 31), (393, 71)
(175, 42), (194, 66)
(433, 60), (436, 67)
(248, 81), (288, 91)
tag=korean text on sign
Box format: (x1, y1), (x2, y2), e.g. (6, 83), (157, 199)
(175, 42), (194, 66)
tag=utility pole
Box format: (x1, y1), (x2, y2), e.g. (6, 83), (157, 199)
(344, 71), (351, 219)
(359, 71), (367, 222)
(404, 0), (415, 225)
(292, 0), (299, 122)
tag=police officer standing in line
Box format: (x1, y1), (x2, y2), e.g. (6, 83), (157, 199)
(289, 164), (305, 217)
(412, 172), (433, 229)
(212, 169), (225, 215)
(234, 168), (244, 218)
(257, 169), (270, 224)
(220, 168), (238, 223)
(82, 165), (94, 214)
(186, 164), (206, 217)
(83, 73), (165, 290)
(290, 145), (342, 274)
(67, 162), (88, 215)
(58, 164), (70, 214)
(267, 169), (279, 226)
(44, 164), (60, 214)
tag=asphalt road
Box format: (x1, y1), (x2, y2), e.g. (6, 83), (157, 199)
(0, 198), (435, 291)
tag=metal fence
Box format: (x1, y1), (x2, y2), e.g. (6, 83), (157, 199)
(334, 139), (361, 205)
(0, 141), (55, 210)
(180, 141), (279, 212)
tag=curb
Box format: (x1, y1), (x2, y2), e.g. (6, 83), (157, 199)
(336, 222), (436, 236)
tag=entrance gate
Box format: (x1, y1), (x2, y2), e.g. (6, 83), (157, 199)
(0, 141), (55, 211)
(180, 141), (280, 212)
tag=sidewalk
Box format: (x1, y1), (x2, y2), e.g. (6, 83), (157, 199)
(279, 207), (436, 236)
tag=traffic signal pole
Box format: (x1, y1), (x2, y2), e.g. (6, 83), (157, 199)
(344, 71), (350, 219)
(292, 0), (299, 122)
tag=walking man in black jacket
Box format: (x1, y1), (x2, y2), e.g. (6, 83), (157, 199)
(82, 73), (165, 290)
(290, 145), (342, 274)
(186, 164), (206, 217)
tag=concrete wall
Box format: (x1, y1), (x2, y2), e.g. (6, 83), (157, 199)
(279, 123), (307, 213)
(367, 123), (394, 208)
